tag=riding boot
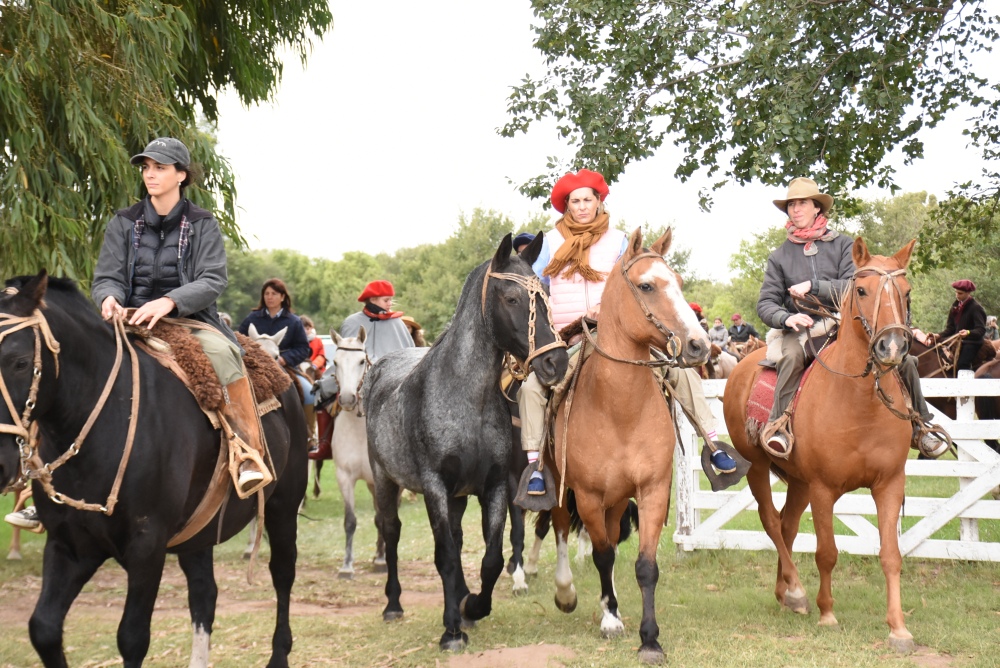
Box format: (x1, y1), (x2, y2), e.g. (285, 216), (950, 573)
(763, 332), (805, 456)
(221, 375), (273, 499)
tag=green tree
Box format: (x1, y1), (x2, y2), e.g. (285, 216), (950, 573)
(0, 0), (332, 281)
(502, 1), (999, 211)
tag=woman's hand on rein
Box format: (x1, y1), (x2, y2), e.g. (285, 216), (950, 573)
(128, 297), (176, 330)
(788, 281), (812, 298)
(785, 313), (814, 332)
(101, 296), (125, 321)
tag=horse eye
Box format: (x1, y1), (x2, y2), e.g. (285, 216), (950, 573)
(506, 296), (519, 305)
(639, 283), (654, 292)
(14, 358), (30, 372)
(857, 287), (867, 297)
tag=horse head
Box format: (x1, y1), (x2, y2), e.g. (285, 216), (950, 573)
(482, 233), (569, 387)
(848, 237), (915, 367)
(604, 228), (710, 367)
(247, 323), (286, 360)
(0, 271), (59, 490)
(330, 329), (368, 412)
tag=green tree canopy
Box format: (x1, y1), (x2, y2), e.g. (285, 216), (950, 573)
(503, 1), (999, 211)
(0, 0), (332, 281)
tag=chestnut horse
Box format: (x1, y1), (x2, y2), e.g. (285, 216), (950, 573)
(723, 238), (919, 651)
(546, 228), (710, 665)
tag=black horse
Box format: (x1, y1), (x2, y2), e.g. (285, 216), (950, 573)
(365, 234), (569, 650)
(0, 273), (307, 668)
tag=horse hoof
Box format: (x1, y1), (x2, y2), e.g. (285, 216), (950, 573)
(7, 550), (22, 561)
(382, 609), (404, 622)
(242, 551), (252, 561)
(337, 569), (354, 580)
(782, 590), (810, 615)
(601, 626), (624, 640)
(439, 631), (468, 652)
(554, 593), (577, 614)
(372, 559), (388, 573)
(817, 613), (839, 628)
(512, 583), (529, 596)
(888, 635), (915, 654)
(637, 643), (665, 665)
(461, 617), (476, 630)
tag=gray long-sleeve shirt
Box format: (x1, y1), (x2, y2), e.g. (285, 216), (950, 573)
(340, 311), (414, 361)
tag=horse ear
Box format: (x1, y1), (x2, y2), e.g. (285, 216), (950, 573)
(273, 326), (287, 346)
(491, 234), (514, 272)
(852, 236), (871, 268)
(519, 231), (545, 266)
(650, 227), (673, 257)
(891, 239), (917, 269)
(8, 270), (49, 315)
(626, 227), (643, 259)
(248, 323), (260, 339)
(357, 327), (367, 344)
(331, 329), (343, 346)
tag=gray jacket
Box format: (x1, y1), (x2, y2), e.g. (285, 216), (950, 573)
(340, 311), (414, 362)
(92, 198), (237, 345)
(708, 325), (729, 348)
(757, 231), (855, 330)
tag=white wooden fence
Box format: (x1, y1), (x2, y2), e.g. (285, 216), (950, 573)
(673, 372), (1000, 561)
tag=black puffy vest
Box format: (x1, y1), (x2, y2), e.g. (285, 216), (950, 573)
(127, 207), (183, 308)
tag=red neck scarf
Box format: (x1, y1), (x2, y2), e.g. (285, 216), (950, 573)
(364, 304), (403, 321)
(785, 214), (835, 255)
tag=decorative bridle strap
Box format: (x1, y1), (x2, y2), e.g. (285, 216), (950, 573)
(480, 269), (567, 379)
(0, 299), (141, 515)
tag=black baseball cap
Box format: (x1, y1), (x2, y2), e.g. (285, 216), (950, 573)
(130, 137), (191, 167)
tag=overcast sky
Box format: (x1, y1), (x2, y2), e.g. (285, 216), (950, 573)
(215, 1), (993, 281)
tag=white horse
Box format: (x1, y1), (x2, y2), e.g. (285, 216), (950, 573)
(329, 329), (388, 577)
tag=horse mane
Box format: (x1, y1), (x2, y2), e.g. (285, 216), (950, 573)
(5, 275), (103, 324)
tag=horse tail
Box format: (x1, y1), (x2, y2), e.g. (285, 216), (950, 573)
(565, 490), (639, 545)
(769, 463), (789, 485)
(533, 510), (552, 540)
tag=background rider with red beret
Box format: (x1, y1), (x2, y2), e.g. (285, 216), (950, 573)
(914, 279), (987, 372)
(340, 280), (414, 362)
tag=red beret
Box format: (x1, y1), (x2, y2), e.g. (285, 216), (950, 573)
(550, 169), (609, 213)
(951, 279), (976, 292)
(358, 280), (395, 302)
(688, 302), (703, 313)
(731, 313), (741, 321)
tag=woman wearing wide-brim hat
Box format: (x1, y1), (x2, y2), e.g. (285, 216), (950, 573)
(757, 177), (947, 458)
(914, 279), (987, 371)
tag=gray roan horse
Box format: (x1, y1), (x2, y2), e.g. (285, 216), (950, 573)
(327, 329), (388, 577)
(365, 234), (569, 650)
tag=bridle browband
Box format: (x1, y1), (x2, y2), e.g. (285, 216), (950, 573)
(0, 288), (141, 515)
(480, 268), (567, 379)
(580, 250), (684, 368)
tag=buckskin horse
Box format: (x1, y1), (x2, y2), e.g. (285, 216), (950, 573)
(722, 238), (921, 651)
(365, 233), (569, 651)
(544, 228), (709, 665)
(0, 273), (307, 668)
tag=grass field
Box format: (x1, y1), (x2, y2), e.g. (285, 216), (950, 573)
(1, 459), (998, 668)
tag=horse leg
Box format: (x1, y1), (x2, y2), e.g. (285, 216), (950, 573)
(575, 526), (593, 564)
(447, 495), (471, 607)
(373, 462), (404, 622)
(872, 477), (914, 652)
(117, 544), (168, 667)
(776, 479), (811, 612)
(336, 467), (358, 578)
(421, 480), (468, 650)
(264, 486), (300, 668)
(367, 481), (387, 572)
(506, 473), (529, 595)
(462, 482), (507, 625)
(178, 548), (217, 668)
(524, 510), (550, 577)
(581, 495), (628, 639)
(810, 487), (840, 627)
(550, 504), (577, 613)
(633, 490), (670, 664)
(30, 541), (104, 668)
(746, 464), (807, 613)
(312, 459), (323, 499)
(243, 517), (257, 560)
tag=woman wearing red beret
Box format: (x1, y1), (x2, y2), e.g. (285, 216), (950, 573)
(914, 279), (987, 371)
(518, 170), (737, 495)
(339, 280), (414, 362)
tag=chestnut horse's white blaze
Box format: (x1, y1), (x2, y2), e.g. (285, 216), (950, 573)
(638, 263), (703, 340)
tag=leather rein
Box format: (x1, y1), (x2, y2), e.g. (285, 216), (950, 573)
(0, 291), (141, 515)
(480, 268), (567, 380)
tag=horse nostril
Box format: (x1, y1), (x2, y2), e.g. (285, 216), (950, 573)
(537, 356), (556, 379)
(687, 339), (706, 358)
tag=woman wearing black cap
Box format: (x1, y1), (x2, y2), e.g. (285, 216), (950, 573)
(91, 137), (268, 496)
(915, 279), (987, 372)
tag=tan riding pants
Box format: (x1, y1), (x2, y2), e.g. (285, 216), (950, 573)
(191, 328), (245, 386)
(518, 351), (716, 452)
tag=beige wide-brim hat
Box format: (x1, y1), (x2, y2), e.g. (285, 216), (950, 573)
(773, 177), (834, 214)
(401, 315), (422, 332)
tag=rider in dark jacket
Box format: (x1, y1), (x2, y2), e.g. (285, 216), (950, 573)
(916, 279), (987, 372)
